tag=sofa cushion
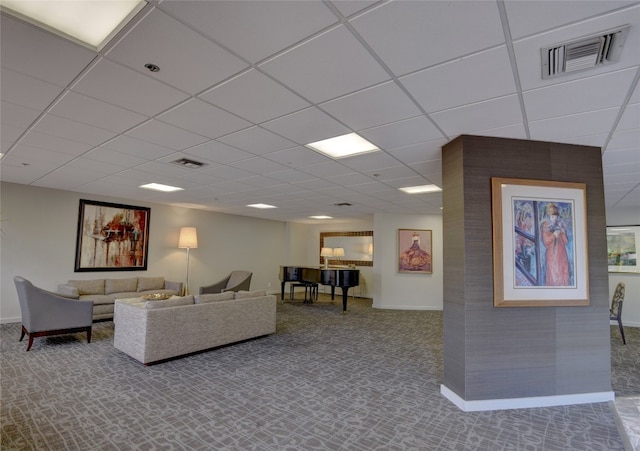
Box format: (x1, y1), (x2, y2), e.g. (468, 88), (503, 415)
(68, 279), (105, 295)
(195, 291), (235, 304)
(234, 290), (267, 299)
(105, 278), (138, 294)
(144, 295), (193, 309)
(137, 277), (165, 292)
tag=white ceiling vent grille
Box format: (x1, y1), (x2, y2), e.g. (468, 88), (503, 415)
(541, 25), (629, 79)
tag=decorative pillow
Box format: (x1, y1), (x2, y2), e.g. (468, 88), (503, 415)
(68, 279), (105, 295)
(137, 277), (165, 292)
(105, 278), (137, 294)
(234, 290), (267, 300)
(144, 295), (193, 309)
(195, 291), (235, 304)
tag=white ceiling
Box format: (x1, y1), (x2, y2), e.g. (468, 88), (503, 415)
(1, 1), (639, 224)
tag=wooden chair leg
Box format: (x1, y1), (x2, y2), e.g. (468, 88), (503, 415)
(618, 319), (626, 345)
(86, 326), (92, 344)
(19, 325), (26, 342)
(26, 334), (34, 351)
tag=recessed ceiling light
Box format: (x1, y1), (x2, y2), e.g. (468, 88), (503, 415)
(399, 184), (442, 194)
(306, 133), (379, 158)
(1, 0), (145, 50)
(309, 215), (333, 219)
(139, 183), (183, 193)
(247, 203), (277, 209)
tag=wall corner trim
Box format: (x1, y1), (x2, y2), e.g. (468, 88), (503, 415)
(440, 385), (614, 412)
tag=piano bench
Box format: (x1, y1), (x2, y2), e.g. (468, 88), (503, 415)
(290, 282), (318, 303)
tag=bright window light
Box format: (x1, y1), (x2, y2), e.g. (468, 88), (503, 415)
(139, 183), (183, 193)
(1, 0), (145, 50)
(247, 203), (277, 209)
(309, 215), (333, 219)
(399, 184), (442, 194)
(306, 133), (379, 158)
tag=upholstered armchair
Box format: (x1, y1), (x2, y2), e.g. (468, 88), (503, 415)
(199, 271), (252, 294)
(14, 276), (94, 351)
(610, 282), (626, 345)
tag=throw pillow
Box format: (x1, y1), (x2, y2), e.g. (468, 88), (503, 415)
(68, 279), (105, 295)
(195, 291), (235, 304)
(234, 290), (267, 299)
(144, 295), (193, 309)
(105, 278), (137, 294)
(137, 277), (165, 292)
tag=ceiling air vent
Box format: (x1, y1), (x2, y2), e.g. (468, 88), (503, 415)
(171, 158), (206, 169)
(541, 25), (629, 79)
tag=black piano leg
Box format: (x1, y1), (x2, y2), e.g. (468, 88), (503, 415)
(342, 288), (349, 314)
(281, 282), (286, 303)
(330, 286), (335, 301)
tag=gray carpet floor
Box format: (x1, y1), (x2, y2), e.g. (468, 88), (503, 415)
(1, 294), (637, 450)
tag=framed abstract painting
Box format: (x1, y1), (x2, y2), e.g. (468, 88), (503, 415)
(607, 225), (640, 273)
(74, 199), (150, 272)
(491, 178), (589, 307)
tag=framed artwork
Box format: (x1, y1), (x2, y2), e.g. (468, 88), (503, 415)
(491, 178), (589, 307)
(607, 225), (640, 273)
(398, 229), (432, 274)
(75, 199), (150, 272)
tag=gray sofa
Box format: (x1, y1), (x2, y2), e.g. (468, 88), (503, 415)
(57, 277), (183, 321)
(113, 290), (277, 365)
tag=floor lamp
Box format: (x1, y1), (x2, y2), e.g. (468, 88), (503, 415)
(178, 227), (198, 295)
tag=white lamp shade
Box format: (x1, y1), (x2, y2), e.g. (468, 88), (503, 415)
(178, 227), (198, 248)
(320, 247), (334, 257)
(333, 247), (345, 258)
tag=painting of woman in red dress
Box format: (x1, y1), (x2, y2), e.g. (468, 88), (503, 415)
(540, 203), (572, 286)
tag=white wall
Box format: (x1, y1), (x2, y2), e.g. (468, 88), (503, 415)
(0, 182), (288, 323)
(373, 213), (443, 310)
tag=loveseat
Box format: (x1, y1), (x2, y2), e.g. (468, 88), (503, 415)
(57, 277), (183, 321)
(113, 290), (277, 365)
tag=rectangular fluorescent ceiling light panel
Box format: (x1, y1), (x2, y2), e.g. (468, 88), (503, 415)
(140, 183), (183, 192)
(309, 215), (333, 219)
(247, 203), (277, 209)
(399, 184), (442, 194)
(1, 0), (145, 50)
(306, 133), (379, 158)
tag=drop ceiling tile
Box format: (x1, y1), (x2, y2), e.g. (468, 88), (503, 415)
(2, 143), (78, 166)
(200, 69), (310, 124)
(407, 160), (442, 177)
(529, 108), (620, 142)
(155, 151), (219, 168)
(160, 0), (337, 63)
(1, 101), (41, 129)
(33, 114), (116, 146)
(83, 147), (147, 168)
(238, 175), (284, 189)
(0, 15), (96, 87)
(326, 172), (374, 186)
(603, 161), (640, 175)
(1, 68), (63, 111)
(157, 99), (251, 139)
(200, 165), (255, 181)
(513, 6), (640, 91)
(263, 146), (330, 168)
(18, 130), (92, 156)
(360, 116), (444, 150)
(1, 124), (25, 152)
(262, 107), (350, 145)
(100, 135), (175, 160)
(320, 81), (421, 131)
(430, 95), (523, 138)
(472, 123), (528, 140)
(106, 9), (248, 94)
(49, 91), (147, 133)
(126, 120), (209, 150)
(607, 129), (640, 151)
(217, 126), (297, 155)
(72, 59), (189, 116)
(332, 1), (378, 17)
(603, 147), (640, 166)
(65, 157), (128, 176)
(386, 139), (446, 165)
(137, 161), (194, 178)
(266, 168), (316, 183)
(351, 1), (504, 76)
(523, 68), (637, 121)
(504, 1), (633, 39)
(401, 46), (516, 113)
(302, 161), (356, 178)
(184, 141), (255, 165)
(0, 161), (51, 184)
(230, 157), (289, 175)
(555, 133), (609, 149)
(339, 151), (402, 172)
(614, 190), (640, 208)
(32, 166), (105, 189)
(385, 175), (435, 189)
(260, 25), (390, 104)
(616, 103), (640, 132)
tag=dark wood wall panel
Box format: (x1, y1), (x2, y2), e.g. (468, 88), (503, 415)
(442, 135), (610, 402)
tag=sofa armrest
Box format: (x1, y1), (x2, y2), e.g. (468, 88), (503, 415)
(164, 280), (184, 294)
(57, 284), (80, 299)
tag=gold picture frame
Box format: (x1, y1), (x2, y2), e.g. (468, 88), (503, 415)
(491, 178), (589, 307)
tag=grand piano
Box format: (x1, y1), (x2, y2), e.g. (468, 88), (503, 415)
(279, 265), (360, 313)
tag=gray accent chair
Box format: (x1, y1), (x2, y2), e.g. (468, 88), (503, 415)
(610, 282), (626, 345)
(14, 276), (94, 351)
(199, 271), (252, 294)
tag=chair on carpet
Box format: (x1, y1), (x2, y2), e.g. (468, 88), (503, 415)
(14, 276), (94, 351)
(199, 270), (252, 294)
(610, 282), (626, 345)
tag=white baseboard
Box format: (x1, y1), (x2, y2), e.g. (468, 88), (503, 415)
(1, 317), (21, 324)
(440, 384), (614, 412)
(374, 304), (442, 311)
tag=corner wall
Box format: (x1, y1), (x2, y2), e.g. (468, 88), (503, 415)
(441, 135), (611, 409)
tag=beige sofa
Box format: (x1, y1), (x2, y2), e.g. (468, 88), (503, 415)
(113, 290), (277, 365)
(57, 277), (183, 321)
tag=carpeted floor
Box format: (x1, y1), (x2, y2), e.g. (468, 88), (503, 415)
(1, 294), (637, 450)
